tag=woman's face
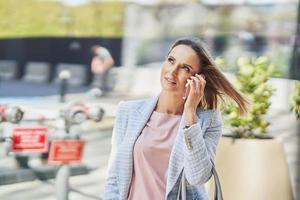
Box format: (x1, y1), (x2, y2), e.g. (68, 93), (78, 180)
(160, 44), (201, 95)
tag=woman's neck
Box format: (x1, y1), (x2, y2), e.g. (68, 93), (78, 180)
(155, 91), (184, 115)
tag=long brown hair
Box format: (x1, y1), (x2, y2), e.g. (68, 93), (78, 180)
(170, 37), (249, 115)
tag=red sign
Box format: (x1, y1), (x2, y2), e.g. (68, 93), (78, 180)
(48, 140), (85, 165)
(12, 127), (48, 153)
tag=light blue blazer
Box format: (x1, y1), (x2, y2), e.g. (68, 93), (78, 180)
(103, 95), (223, 200)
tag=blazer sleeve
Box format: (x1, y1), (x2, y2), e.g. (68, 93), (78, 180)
(103, 102), (126, 200)
(183, 110), (223, 185)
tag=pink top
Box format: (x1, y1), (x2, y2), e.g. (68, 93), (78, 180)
(127, 111), (182, 200)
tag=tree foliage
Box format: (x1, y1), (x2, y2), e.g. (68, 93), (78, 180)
(290, 81), (300, 119)
(0, 0), (124, 38)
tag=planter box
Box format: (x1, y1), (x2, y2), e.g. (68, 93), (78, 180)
(208, 137), (293, 200)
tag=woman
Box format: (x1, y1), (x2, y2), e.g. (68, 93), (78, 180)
(103, 37), (248, 200)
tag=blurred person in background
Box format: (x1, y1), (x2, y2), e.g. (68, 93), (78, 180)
(90, 45), (114, 97)
(103, 37), (249, 200)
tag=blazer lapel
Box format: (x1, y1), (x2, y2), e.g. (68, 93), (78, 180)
(119, 95), (159, 200)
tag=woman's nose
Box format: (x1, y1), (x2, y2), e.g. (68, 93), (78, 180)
(170, 64), (179, 75)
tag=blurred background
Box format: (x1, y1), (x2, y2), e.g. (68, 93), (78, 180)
(0, 0), (299, 200)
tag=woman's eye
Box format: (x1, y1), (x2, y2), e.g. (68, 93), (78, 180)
(167, 57), (174, 64)
(183, 66), (190, 72)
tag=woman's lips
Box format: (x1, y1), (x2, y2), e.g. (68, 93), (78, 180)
(164, 77), (176, 84)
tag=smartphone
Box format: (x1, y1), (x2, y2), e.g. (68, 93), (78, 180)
(183, 81), (191, 100)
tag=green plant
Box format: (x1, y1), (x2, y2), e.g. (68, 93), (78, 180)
(289, 81), (300, 119)
(223, 56), (278, 139)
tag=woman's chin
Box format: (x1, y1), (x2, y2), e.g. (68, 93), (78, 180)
(162, 85), (177, 91)
(161, 85), (182, 93)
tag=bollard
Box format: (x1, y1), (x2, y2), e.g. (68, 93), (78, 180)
(52, 103), (105, 200)
(58, 70), (71, 103)
(59, 79), (67, 103)
(56, 165), (70, 200)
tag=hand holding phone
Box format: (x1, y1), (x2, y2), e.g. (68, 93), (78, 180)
(183, 73), (206, 125)
(183, 73), (206, 109)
